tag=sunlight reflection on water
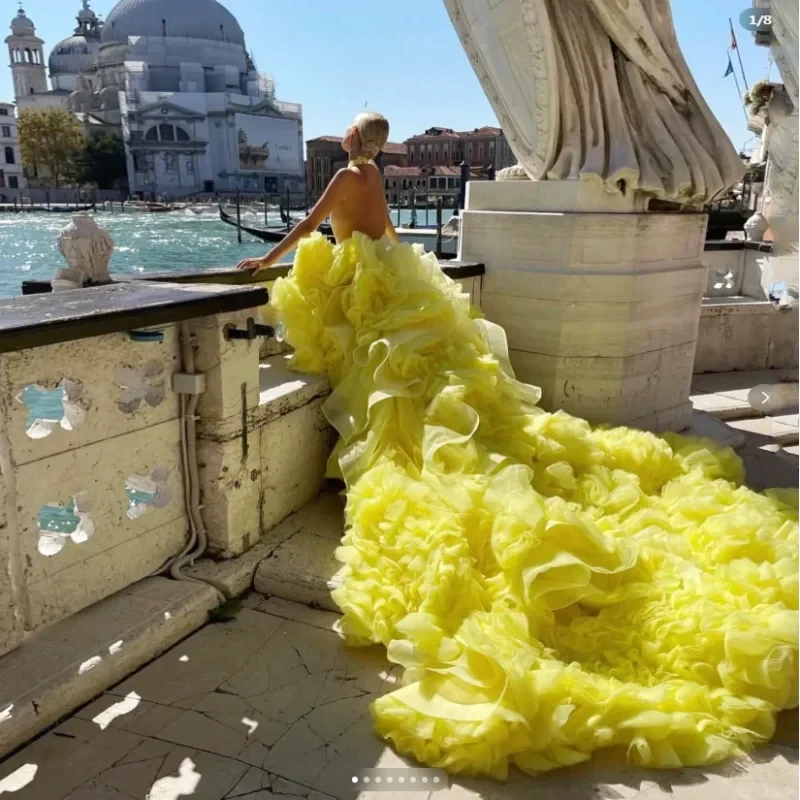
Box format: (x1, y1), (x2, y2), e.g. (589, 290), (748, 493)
(0, 210), (271, 296)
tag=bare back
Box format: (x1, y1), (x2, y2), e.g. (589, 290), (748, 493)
(329, 163), (389, 243)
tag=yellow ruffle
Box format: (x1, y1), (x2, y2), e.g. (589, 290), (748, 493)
(270, 233), (799, 780)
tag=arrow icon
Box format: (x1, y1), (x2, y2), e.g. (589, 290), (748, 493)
(748, 385), (775, 411)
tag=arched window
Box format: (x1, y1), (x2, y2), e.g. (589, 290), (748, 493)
(144, 124), (191, 143)
(33, 50), (41, 65)
(5, 147), (15, 165)
(24, 49), (32, 63)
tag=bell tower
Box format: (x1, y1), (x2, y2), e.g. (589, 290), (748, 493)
(6, 6), (48, 108)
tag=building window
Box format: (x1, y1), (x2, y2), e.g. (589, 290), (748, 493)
(9, 176), (18, 189)
(159, 124), (175, 142)
(0, 109), (8, 116)
(143, 124), (191, 143)
(24, 49), (32, 63)
(5, 147), (15, 165)
(1, 127), (10, 138)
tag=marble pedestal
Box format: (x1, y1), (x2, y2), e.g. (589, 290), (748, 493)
(460, 181), (708, 431)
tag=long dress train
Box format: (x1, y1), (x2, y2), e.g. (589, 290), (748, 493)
(270, 232), (798, 780)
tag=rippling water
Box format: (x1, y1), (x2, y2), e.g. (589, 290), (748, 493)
(0, 209), (276, 297)
(0, 207), (449, 297)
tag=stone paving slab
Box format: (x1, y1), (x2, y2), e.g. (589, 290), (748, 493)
(0, 577), (219, 760)
(727, 416), (799, 446)
(0, 602), (795, 800)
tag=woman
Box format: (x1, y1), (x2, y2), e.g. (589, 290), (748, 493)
(238, 113), (798, 780)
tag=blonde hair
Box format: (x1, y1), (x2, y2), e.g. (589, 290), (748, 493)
(353, 112), (390, 159)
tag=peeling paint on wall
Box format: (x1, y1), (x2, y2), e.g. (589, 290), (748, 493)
(116, 361), (167, 414)
(17, 380), (85, 439)
(36, 492), (95, 556)
(125, 467), (171, 519)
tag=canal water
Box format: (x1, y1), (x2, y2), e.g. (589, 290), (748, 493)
(0, 208), (452, 297)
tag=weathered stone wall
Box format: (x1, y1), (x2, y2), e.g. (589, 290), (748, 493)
(0, 328), (188, 652)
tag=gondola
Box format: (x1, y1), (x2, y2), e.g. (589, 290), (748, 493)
(219, 205), (334, 243)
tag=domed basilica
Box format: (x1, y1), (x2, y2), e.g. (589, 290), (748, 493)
(6, 1), (304, 197)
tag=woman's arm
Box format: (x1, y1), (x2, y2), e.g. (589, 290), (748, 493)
(236, 170), (350, 273)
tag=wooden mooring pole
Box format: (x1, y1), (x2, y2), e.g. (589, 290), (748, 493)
(436, 196), (443, 256)
(236, 192), (242, 244)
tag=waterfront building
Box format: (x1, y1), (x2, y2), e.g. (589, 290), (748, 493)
(405, 126), (515, 171)
(0, 102), (25, 193)
(7, 0), (305, 198)
(306, 136), (407, 196)
(383, 164), (488, 206)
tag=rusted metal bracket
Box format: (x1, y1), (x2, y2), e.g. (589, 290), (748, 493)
(223, 318), (274, 341)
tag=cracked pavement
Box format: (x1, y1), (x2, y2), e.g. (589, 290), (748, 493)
(0, 597), (796, 800)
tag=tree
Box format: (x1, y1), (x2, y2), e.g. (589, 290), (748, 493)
(70, 135), (128, 190)
(18, 108), (83, 188)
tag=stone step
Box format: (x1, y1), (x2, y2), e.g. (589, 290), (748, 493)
(253, 491), (344, 614)
(0, 577), (218, 759)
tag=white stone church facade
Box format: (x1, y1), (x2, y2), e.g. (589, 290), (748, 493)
(6, 1), (305, 198)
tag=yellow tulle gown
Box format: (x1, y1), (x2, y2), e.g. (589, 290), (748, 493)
(271, 232), (798, 780)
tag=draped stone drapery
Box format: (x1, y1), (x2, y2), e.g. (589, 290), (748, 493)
(444, 0), (745, 206)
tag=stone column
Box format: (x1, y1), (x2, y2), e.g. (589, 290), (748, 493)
(444, 0), (744, 430)
(754, 0), (799, 300)
(461, 181), (706, 430)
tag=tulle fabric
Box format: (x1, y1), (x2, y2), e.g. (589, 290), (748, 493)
(270, 233), (798, 780)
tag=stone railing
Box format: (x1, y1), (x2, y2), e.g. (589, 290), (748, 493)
(0, 281), (267, 658)
(703, 240), (774, 298)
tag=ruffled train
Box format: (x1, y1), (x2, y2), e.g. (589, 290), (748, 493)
(270, 233), (798, 780)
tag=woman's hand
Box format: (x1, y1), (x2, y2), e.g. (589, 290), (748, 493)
(236, 255), (267, 273)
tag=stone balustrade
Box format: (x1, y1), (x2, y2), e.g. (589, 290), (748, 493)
(0, 281), (267, 659)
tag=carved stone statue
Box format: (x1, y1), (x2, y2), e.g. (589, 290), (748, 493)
(744, 211), (769, 242)
(53, 214), (114, 291)
(443, 0), (745, 206)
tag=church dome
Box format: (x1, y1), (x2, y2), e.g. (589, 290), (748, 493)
(50, 3), (101, 76)
(101, 0), (245, 46)
(49, 34), (100, 76)
(10, 8), (35, 37)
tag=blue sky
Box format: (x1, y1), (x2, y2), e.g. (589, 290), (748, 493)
(3, 0), (771, 153)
